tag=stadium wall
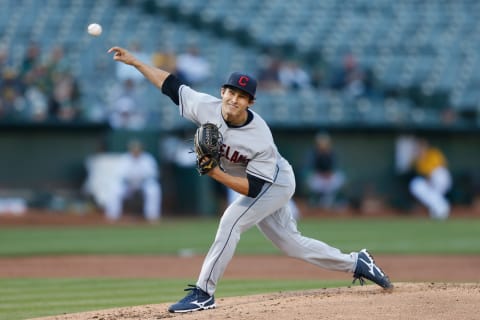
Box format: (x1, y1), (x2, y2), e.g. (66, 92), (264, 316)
(0, 126), (478, 214)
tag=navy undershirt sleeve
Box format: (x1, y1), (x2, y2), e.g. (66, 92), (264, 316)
(247, 174), (266, 198)
(161, 74), (183, 105)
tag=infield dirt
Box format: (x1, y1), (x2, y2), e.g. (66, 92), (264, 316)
(30, 283), (479, 320)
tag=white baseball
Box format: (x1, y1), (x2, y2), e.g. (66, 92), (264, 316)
(87, 23), (102, 36)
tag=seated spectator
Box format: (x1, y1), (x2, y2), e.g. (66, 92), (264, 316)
(152, 45), (177, 74)
(115, 41), (151, 85)
(0, 69), (25, 119)
(4, 44), (82, 122)
(22, 70), (49, 121)
(409, 138), (452, 220)
(48, 70), (81, 121)
(256, 55), (283, 92)
(175, 45), (211, 87)
(304, 132), (346, 209)
(278, 60), (311, 90)
(331, 53), (366, 98)
(19, 41), (42, 77)
(45, 45), (71, 75)
(107, 78), (147, 130)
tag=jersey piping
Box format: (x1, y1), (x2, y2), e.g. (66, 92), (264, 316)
(178, 85), (187, 120)
(246, 167), (275, 183)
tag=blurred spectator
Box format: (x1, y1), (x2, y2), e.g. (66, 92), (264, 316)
(306, 52), (327, 89)
(48, 70), (82, 121)
(440, 107), (457, 126)
(395, 135), (418, 175)
(176, 44), (211, 87)
(409, 138), (452, 220)
(161, 133), (197, 168)
(0, 69), (25, 118)
(331, 53), (367, 98)
(0, 46), (13, 70)
(45, 45), (71, 77)
(107, 78), (147, 130)
(115, 41), (151, 84)
(152, 45), (177, 74)
(19, 41), (42, 77)
(256, 55), (283, 91)
(22, 70), (49, 121)
(42, 46), (81, 121)
(303, 132), (346, 209)
(85, 139), (162, 222)
(278, 60), (311, 90)
(0, 44), (83, 122)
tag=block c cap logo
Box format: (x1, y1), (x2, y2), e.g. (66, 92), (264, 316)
(223, 72), (257, 98)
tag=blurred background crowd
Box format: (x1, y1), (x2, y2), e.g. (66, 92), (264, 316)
(1, 0), (480, 221)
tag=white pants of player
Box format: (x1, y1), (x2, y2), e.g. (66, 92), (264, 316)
(105, 179), (162, 221)
(197, 162), (357, 296)
(409, 167), (451, 220)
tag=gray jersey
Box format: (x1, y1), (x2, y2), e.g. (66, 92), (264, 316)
(177, 84), (356, 297)
(178, 85), (290, 183)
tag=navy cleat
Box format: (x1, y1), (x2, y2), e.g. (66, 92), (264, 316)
(353, 249), (393, 290)
(168, 284), (216, 313)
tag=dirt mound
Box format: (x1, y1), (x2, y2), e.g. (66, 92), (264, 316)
(32, 283), (479, 320)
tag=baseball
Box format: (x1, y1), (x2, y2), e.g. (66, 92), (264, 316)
(87, 23), (102, 36)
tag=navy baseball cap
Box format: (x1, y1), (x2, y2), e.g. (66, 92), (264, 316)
(223, 72), (257, 98)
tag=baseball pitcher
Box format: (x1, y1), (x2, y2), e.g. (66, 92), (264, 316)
(108, 46), (393, 313)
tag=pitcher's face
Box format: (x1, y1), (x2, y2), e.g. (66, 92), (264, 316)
(220, 87), (253, 125)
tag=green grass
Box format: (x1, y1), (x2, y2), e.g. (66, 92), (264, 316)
(0, 217), (479, 256)
(0, 278), (344, 320)
(1, 216), (479, 319)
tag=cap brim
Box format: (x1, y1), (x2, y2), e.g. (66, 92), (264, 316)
(223, 84), (255, 99)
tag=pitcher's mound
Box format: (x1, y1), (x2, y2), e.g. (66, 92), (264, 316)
(33, 282), (479, 320)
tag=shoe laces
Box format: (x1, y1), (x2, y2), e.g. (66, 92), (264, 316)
(179, 284), (209, 302)
(183, 284), (198, 292)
